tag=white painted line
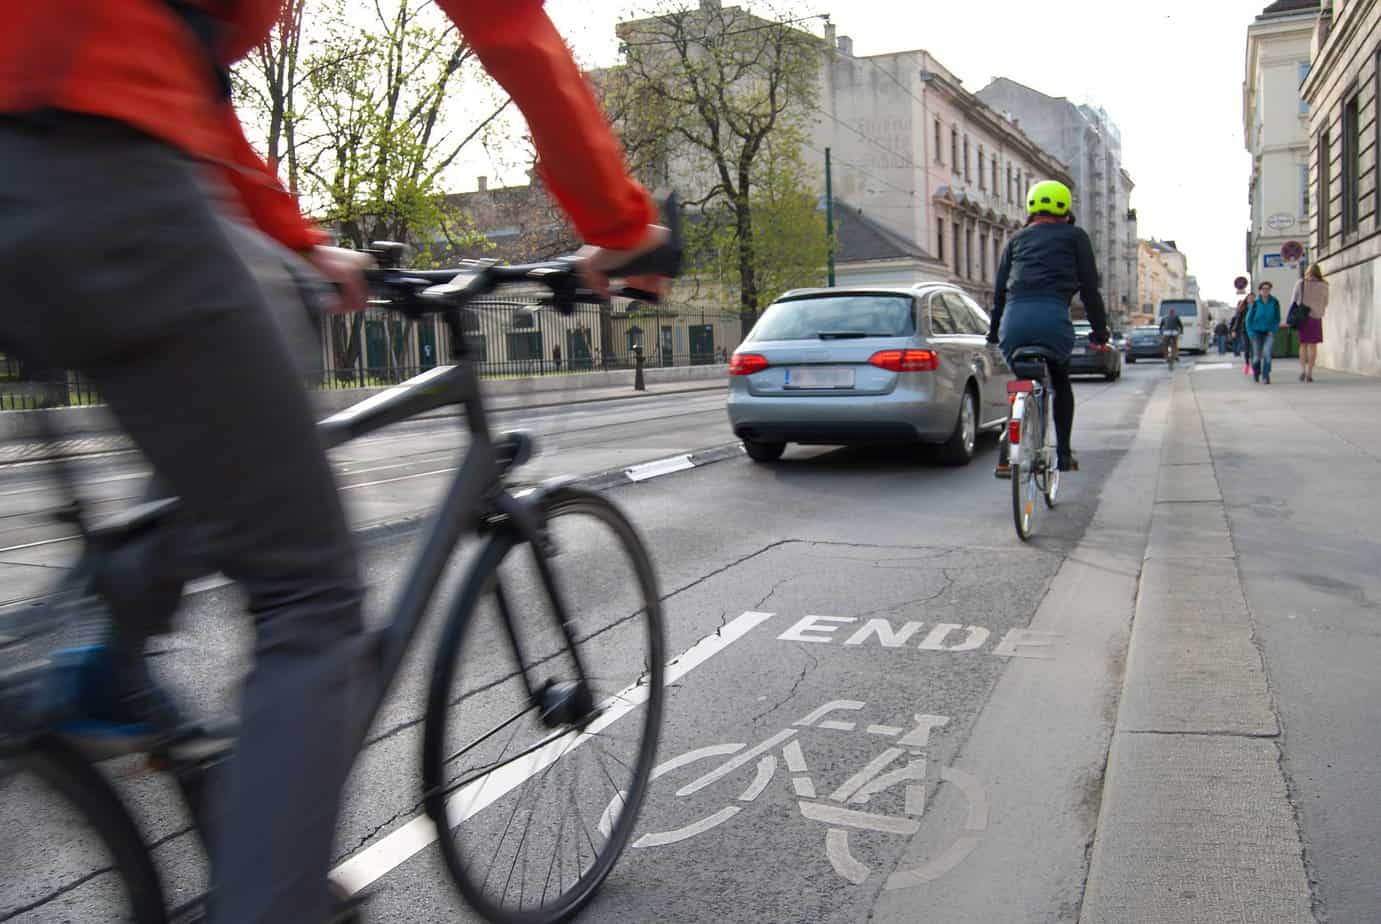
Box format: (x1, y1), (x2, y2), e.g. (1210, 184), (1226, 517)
(330, 608), (777, 895)
(798, 801), (920, 836)
(741, 755), (777, 802)
(633, 806), (741, 849)
(676, 728), (797, 797)
(624, 454), (694, 483)
(830, 748), (905, 803)
(1192, 362), (1237, 372)
(825, 829), (870, 885)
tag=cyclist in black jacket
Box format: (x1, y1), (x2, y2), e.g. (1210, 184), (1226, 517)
(988, 180), (1110, 472)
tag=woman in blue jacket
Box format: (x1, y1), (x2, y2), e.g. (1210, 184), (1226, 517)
(1246, 281), (1282, 384)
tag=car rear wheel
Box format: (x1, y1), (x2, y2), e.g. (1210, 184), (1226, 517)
(743, 439), (786, 463)
(937, 387), (978, 467)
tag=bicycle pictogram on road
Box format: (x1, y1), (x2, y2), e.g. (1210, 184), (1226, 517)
(600, 699), (988, 889)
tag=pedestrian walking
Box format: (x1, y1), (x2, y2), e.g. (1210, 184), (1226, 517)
(1214, 319), (1230, 354)
(1230, 289), (1252, 369)
(1290, 264), (1330, 382)
(1246, 281), (1282, 384)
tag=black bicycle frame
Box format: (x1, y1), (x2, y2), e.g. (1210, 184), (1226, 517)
(317, 356), (509, 734)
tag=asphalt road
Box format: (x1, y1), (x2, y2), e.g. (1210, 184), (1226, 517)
(3, 364), (1169, 923)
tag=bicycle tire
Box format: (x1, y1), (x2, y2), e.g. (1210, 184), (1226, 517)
(1011, 395), (1039, 542)
(422, 485), (665, 924)
(3, 735), (167, 923)
(1042, 391), (1060, 509)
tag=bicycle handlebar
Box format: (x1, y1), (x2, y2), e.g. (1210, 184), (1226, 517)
(364, 193), (682, 317)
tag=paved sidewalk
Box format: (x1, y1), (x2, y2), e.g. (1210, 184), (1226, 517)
(1081, 368), (1315, 923)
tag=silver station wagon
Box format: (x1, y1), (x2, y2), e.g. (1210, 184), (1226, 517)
(727, 285), (1014, 464)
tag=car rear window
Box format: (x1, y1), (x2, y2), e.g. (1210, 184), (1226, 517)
(750, 295), (916, 341)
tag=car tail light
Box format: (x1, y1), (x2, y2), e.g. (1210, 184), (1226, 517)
(729, 353), (769, 376)
(868, 349), (938, 372)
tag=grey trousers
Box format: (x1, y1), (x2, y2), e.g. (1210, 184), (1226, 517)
(0, 113), (363, 923)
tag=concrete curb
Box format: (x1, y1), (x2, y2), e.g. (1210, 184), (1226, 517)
(1078, 374), (1314, 923)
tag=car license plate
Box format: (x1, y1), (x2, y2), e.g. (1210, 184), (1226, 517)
(784, 366), (854, 389)
(1073, 347), (1087, 355)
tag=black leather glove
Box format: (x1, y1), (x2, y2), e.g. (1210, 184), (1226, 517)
(1089, 328), (1110, 347)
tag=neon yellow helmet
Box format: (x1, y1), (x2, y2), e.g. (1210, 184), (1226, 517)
(1026, 180), (1072, 217)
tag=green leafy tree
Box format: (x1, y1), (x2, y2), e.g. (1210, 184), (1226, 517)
(612, 3), (825, 333)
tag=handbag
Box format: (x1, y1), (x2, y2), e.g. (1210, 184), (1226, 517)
(1287, 301), (1311, 329)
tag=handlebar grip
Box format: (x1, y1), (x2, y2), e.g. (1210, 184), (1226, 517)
(599, 193), (684, 279)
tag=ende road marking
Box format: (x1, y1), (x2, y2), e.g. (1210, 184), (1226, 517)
(329, 609), (777, 896)
(777, 614), (1062, 659)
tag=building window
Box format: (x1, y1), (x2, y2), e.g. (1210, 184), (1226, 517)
(963, 136), (971, 181)
(952, 221), (961, 273)
(934, 119), (943, 164)
(979, 231), (988, 281)
(978, 147), (986, 190)
(1343, 92), (1360, 234)
(1300, 164), (1310, 219)
(965, 226), (974, 279)
(951, 128), (960, 175)
(1299, 62), (1311, 115)
(1318, 126), (1332, 250)
(1006, 164), (1013, 203)
(936, 217), (945, 262)
(992, 158), (999, 195)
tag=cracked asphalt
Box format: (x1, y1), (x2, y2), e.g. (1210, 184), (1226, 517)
(2, 367), (1165, 923)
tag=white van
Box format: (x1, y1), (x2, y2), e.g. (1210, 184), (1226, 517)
(1158, 298), (1208, 353)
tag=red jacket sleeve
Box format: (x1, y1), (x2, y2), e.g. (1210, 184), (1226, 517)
(216, 103), (326, 252)
(437, 0), (655, 250)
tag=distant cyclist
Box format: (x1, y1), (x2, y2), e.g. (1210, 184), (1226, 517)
(1160, 307), (1184, 365)
(988, 180), (1109, 473)
(1, 2), (669, 922)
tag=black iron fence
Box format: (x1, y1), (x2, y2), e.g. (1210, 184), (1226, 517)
(1, 296), (749, 412)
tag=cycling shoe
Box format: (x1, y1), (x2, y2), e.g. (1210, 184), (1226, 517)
(34, 644), (184, 761)
(1056, 451), (1079, 472)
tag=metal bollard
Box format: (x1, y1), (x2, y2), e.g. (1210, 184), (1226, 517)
(633, 344), (646, 392)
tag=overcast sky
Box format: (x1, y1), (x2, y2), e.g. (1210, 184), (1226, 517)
(465, 0), (1282, 305)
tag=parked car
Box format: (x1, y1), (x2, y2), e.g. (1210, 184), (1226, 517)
(1124, 325), (1168, 363)
(1069, 322), (1121, 380)
(726, 285), (1013, 465)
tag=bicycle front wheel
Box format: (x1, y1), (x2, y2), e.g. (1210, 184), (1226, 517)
(1011, 396), (1040, 541)
(422, 485), (665, 924)
(0, 735), (167, 923)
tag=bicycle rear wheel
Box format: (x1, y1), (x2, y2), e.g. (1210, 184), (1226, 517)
(1011, 395), (1040, 541)
(1042, 393), (1060, 509)
(422, 485), (665, 924)
(0, 735), (167, 923)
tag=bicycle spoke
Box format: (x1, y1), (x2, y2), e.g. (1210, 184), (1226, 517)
(443, 702), (539, 769)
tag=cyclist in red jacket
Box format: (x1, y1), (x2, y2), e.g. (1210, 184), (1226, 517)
(0, 3), (666, 921)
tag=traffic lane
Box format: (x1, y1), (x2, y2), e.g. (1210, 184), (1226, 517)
(0, 390), (733, 601)
(338, 374), (1151, 920)
(1195, 369), (1381, 922)
(2, 370), (1145, 919)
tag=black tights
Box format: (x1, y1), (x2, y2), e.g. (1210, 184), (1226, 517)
(1048, 361), (1074, 458)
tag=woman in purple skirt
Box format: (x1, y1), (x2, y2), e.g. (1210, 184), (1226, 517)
(1290, 264), (1330, 382)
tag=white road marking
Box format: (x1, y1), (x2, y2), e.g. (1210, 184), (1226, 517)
(830, 748), (906, 803)
(624, 454), (694, 482)
(634, 806), (741, 849)
(825, 829), (870, 885)
(676, 728), (797, 797)
(798, 801), (920, 836)
(1192, 362), (1237, 372)
(883, 835), (983, 889)
(330, 608), (777, 895)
